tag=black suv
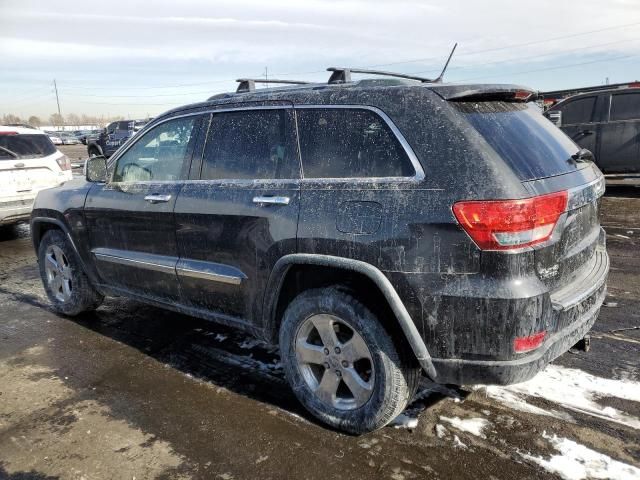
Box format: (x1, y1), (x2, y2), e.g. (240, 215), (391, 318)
(87, 119), (149, 158)
(31, 71), (608, 433)
(545, 87), (640, 174)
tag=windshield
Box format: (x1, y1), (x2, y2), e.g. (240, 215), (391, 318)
(456, 102), (582, 181)
(0, 134), (57, 160)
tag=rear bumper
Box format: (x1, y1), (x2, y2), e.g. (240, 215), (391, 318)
(430, 275), (607, 385)
(0, 198), (35, 225)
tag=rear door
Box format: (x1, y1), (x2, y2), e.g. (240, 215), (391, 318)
(85, 114), (204, 302)
(174, 106), (300, 328)
(598, 91), (640, 173)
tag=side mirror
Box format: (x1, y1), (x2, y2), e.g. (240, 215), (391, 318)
(85, 155), (108, 182)
(547, 110), (562, 127)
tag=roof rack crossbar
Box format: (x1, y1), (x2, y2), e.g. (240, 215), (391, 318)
(236, 78), (311, 93)
(327, 67), (433, 84)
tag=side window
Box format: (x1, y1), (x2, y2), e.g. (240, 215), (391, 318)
(201, 109), (298, 180)
(560, 96), (596, 125)
(296, 108), (414, 179)
(610, 92), (640, 121)
(106, 122), (117, 134)
(117, 121), (131, 132)
(112, 116), (196, 182)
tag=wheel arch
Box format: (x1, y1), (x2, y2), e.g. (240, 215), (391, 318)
(263, 254), (437, 380)
(30, 216), (98, 286)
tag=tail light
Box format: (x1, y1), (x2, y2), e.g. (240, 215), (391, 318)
(452, 191), (568, 250)
(514, 331), (546, 353)
(0, 131), (18, 135)
(56, 154), (71, 171)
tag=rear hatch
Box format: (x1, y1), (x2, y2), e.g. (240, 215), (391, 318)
(439, 86), (606, 304)
(0, 133), (65, 199)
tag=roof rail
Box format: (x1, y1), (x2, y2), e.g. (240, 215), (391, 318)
(236, 78), (311, 93)
(327, 67), (433, 84)
(327, 43), (458, 85)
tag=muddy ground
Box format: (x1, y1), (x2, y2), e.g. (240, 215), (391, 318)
(0, 186), (638, 480)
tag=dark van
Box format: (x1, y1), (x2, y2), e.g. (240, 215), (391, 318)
(545, 88), (640, 174)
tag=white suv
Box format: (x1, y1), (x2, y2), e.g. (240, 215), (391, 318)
(0, 126), (73, 226)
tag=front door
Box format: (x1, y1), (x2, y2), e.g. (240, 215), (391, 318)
(84, 114), (203, 302)
(598, 91), (640, 174)
(557, 95), (599, 156)
(174, 107), (301, 329)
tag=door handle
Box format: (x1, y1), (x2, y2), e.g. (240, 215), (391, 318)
(144, 194), (172, 204)
(581, 129), (594, 136)
(252, 195), (290, 206)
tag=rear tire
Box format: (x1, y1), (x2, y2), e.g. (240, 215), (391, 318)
(279, 287), (420, 434)
(38, 229), (103, 316)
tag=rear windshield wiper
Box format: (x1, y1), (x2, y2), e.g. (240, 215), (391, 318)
(0, 146), (20, 159)
(569, 148), (594, 164)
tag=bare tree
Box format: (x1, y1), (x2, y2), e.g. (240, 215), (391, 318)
(2, 114), (23, 125)
(49, 113), (64, 128)
(66, 113), (80, 127)
(28, 116), (42, 127)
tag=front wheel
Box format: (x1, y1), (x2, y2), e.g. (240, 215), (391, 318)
(38, 229), (103, 316)
(279, 287), (420, 434)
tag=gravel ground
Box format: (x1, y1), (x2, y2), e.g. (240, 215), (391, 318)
(0, 188), (638, 480)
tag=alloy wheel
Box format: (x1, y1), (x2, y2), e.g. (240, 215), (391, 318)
(44, 245), (73, 302)
(295, 314), (375, 410)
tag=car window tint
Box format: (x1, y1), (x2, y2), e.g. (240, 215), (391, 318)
(112, 116), (196, 182)
(0, 134), (56, 160)
(610, 92), (640, 121)
(458, 102), (580, 181)
(201, 109), (298, 180)
(296, 108), (414, 179)
(560, 97), (596, 124)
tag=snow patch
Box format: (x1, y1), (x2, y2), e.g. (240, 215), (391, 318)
(522, 432), (640, 480)
(435, 424), (447, 439)
(440, 416), (490, 438)
(391, 413), (418, 429)
(453, 435), (467, 449)
(482, 364), (640, 429)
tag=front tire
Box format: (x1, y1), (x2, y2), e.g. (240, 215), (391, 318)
(38, 229), (103, 316)
(279, 287), (420, 434)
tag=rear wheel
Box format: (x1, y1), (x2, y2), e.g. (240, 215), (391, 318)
(279, 287), (420, 434)
(38, 229), (103, 316)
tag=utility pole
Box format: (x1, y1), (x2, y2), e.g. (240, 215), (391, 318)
(53, 79), (62, 129)
(264, 66), (268, 88)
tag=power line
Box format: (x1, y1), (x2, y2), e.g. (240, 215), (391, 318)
(455, 52), (639, 83)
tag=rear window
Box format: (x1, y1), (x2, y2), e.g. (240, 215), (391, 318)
(456, 102), (580, 181)
(0, 134), (56, 160)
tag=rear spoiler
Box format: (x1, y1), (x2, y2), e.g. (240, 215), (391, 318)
(427, 84), (538, 102)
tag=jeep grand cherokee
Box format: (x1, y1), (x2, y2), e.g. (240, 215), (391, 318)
(31, 71), (608, 433)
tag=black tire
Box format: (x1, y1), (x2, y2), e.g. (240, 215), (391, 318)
(279, 287), (420, 434)
(38, 229), (103, 316)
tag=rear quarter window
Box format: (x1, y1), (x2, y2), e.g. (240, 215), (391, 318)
(0, 134), (56, 160)
(455, 102), (580, 181)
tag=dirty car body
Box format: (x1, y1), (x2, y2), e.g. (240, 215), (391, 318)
(31, 77), (609, 432)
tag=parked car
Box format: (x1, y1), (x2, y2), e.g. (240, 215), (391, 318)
(45, 131), (63, 145)
(31, 73), (608, 434)
(71, 129), (102, 145)
(87, 120), (149, 158)
(545, 87), (640, 174)
(0, 126), (72, 226)
(57, 132), (81, 145)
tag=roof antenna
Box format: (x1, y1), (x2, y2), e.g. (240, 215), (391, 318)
(434, 43), (457, 83)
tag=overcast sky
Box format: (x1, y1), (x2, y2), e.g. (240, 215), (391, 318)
(1, 0), (639, 120)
